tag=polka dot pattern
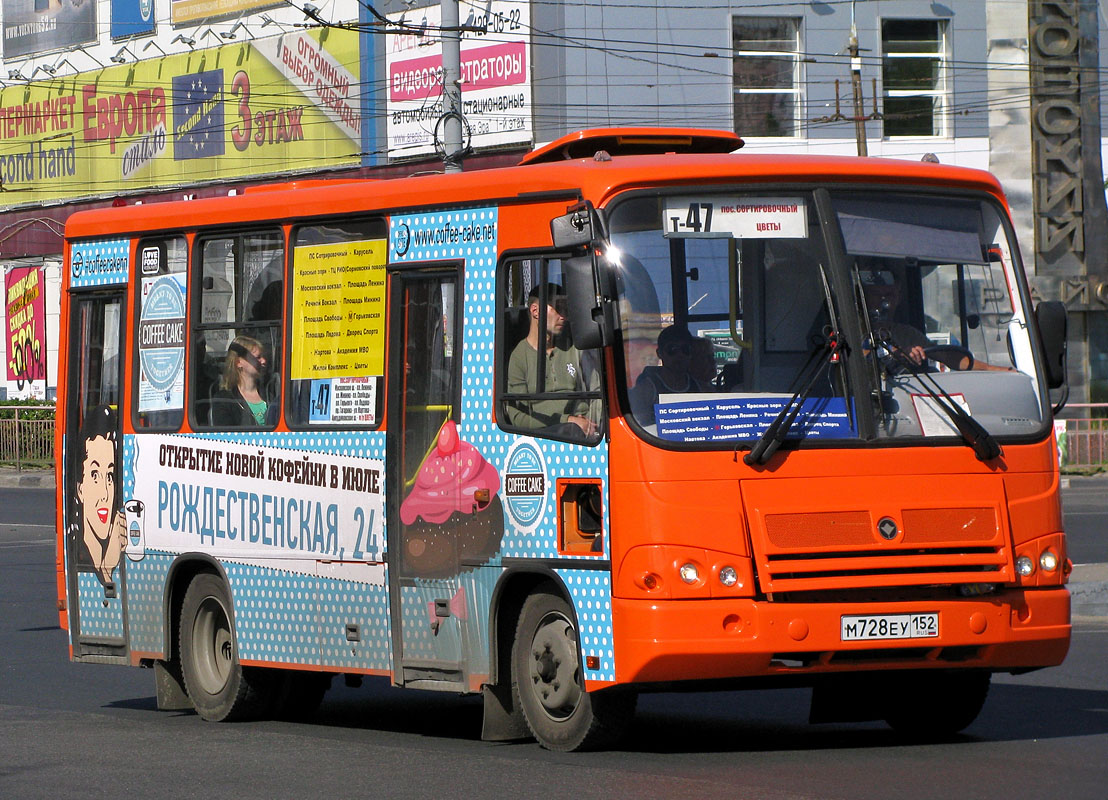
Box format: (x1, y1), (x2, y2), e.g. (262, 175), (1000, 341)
(558, 568), (616, 682)
(76, 572), (126, 639)
(107, 206), (618, 683)
(69, 238), (129, 288)
(126, 551), (173, 654)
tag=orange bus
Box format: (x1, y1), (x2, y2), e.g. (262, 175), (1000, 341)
(56, 128), (1071, 751)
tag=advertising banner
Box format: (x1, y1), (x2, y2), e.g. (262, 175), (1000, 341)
(1, 0), (96, 59)
(111, 0), (155, 39)
(5, 265), (47, 398)
(0, 29), (361, 208)
(290, 239), (388, 382)
(128, 434), (387, 567)
(385, 0), (532, 159)
(171, 0), (281, 26)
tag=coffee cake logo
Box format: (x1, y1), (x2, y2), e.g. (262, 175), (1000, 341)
(503, 438), (546, 533)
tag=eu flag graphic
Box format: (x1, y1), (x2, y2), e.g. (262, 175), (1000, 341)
(173, 70), (226, 160)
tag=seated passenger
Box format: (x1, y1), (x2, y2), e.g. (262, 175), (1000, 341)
(211, 336), (278, 427)
(505, 283), (597, 439)
(689, 336), (718, 387)
(630, 325), (709, 423)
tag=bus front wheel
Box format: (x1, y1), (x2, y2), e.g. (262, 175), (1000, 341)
(179, 573), (272, 722)
(511, 589), (635, 751)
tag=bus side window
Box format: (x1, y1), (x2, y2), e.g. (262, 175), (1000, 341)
(133, 237), (188, 430)
(498, 257), (603, 444)
(192, 231), (284, 430)
(286, 218), (387, 429)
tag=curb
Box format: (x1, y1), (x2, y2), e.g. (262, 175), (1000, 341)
(0, 470), (54, 489)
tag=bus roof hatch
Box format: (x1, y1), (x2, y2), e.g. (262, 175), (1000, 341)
(519, 127), (744, 165)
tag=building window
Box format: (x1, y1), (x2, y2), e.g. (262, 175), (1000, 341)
(882, 19), (947, 137)
(732, 17), (802, 137)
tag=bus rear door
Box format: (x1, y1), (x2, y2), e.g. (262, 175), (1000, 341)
(63, 290), (129, 661)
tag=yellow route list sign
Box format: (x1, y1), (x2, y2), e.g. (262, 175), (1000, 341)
(291, 240), (387, 380)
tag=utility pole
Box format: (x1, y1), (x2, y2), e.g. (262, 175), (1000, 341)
(848, 14), (868, 157)
(441, 0), (464, 173)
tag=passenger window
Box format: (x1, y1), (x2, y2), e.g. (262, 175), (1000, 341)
(192, 231), (284, 429)
(498, 256), (603, 444)
(133, 237), (187, 430)
(287, 219), (387, 428)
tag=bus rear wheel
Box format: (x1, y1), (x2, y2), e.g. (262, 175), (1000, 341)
(511, 589), (635, 751)
(179, 573), (272, 722)
(883, 670), (991, 739)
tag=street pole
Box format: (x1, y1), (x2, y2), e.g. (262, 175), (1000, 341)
(441, 0), (464, 173)
(849, 21), (868, 157)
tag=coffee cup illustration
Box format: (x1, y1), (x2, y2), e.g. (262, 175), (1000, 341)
(125, 499), (145, 561)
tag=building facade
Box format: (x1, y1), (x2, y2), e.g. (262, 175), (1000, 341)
(1, 1), (1105, 403)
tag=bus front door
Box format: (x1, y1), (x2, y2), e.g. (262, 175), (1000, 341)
(63, 292), (129, 661)
(387, 267), (467, 689)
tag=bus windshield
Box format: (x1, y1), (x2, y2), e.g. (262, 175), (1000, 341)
(607, 188), (1046, 448)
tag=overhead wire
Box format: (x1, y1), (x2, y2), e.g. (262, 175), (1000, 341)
(0, 0), (1105, 199)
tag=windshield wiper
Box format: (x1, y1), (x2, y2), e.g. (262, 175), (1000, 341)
(743, 331), (843, 466)
(875, 332), (1001, 462)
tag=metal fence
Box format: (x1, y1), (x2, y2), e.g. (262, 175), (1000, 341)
(0, 406), (55, 470)
(1057, 404), (1108, 471)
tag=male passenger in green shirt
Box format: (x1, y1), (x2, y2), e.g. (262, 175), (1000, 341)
(506, 283), (598, 440)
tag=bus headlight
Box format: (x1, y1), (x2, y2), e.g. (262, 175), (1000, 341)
(679, 563), (700, 584)
(718, 566), (739, 587)
(1016, 555), (1035, 577)
(1039, 550), (1059, 573)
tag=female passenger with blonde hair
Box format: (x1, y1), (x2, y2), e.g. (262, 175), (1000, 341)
(211, 335), (277, 427)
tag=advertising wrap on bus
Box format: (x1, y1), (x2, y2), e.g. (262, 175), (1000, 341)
(56, 128), (1071, 753)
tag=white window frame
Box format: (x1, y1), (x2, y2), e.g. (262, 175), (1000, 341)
(881, 18), (949, 138)
(732, 16), (803, 138)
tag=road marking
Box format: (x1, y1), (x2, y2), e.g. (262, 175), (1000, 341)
(0, 522), (55, 528)
(0, 538), (53, 548)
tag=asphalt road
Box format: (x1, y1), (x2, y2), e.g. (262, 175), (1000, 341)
(1061, 475), (1108, 565)
(2, 484), (1106, 799)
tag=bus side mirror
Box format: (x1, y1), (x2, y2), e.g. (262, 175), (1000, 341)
(551, 205), (593, 249)
(564, 254), (613, 349)
(1035, 300), (1067, 390)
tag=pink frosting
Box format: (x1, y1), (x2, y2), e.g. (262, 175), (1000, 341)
(400, 420), (501, 525)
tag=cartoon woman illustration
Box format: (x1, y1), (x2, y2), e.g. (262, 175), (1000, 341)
(70, 405), (127, 591)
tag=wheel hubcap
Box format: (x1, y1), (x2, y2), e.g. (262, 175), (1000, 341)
(528, 611), (581, 720)
(193, 596), (233, 695)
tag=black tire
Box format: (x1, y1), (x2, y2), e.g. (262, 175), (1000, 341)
(884, 670), (991, 739)
(179, 572), (273, 722)
(511, 589), (636, 751)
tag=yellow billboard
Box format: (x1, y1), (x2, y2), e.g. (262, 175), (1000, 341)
(0, 28), (361, 209)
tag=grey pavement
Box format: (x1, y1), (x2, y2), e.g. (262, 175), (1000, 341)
(0, 466), (53, 488)
(3, 467), (1104, 615)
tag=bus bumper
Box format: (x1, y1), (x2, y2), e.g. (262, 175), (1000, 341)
(610, 588), (1070, 685)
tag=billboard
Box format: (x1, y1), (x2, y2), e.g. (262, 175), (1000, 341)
(5, 265), (47, 399)
(111, 0), (156, 39)
(1, 0), (97, 59)
(385, 0), (532, 159)
(0, 29), (362, 208)
(171, 0), (281, 26)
